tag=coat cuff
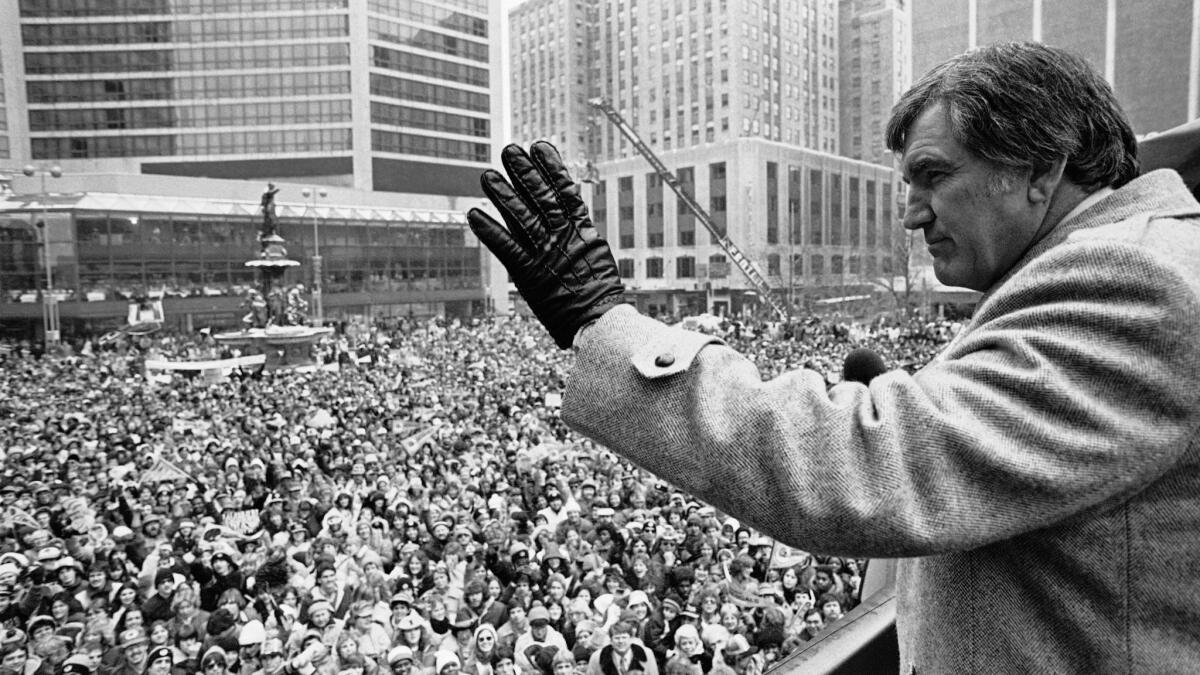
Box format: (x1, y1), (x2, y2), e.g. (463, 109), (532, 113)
(580, 304), (725, 379)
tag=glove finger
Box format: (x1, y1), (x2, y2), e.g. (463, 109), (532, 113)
(530, 141), (590, 226)
(467, 208), (536, 273)
(500, 144), (558, 244)
(480, 168), (537, 253)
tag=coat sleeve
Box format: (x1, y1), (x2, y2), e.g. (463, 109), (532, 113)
(563, 239), (1200, 558)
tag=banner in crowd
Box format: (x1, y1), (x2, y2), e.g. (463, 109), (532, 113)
(145, 354), (266, 371)
(60, 497), (96, 533)
(4, 506), (41, 530)
(769, 542), (813, 569)
(139, 457), (194, 485)
(401, 426), (437, 453)
(221, 509), (262, 535)
(172, 417), (212, 437)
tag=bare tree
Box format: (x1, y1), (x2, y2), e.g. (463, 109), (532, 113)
(870, 229), (919, 314)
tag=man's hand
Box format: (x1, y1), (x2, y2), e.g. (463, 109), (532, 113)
(469, 141), (625, 349)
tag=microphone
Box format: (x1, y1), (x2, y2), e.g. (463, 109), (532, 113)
(842, 347), (887, 385)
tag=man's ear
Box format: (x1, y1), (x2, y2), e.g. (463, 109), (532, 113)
(1028, 156), (1068, 204)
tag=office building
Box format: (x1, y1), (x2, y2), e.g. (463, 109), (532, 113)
(0, 172), (488, 340)
(839, 0), (911, 165)
(590, 137), (898, 317)
(0, 0), (503, 196)
(508, 0), (597, 172)
(510, 0), (843, 164)
(508, 0), (907, 316)
(912, 0), (1198, 135)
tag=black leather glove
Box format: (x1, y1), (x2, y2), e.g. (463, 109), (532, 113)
(468, 141), (625, 349)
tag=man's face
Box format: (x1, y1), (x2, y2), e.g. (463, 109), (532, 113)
(609, 630), (632, 655)
(319, 570), (337, 592)
(805, 613), (824, 633)
(901, 102), (1050, 291)
(125, 644), (148, 667)
(1, 648), (26, 672)
(531, 622), (548, 640)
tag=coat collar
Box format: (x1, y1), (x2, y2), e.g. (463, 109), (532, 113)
(979, 169), (1197, 305)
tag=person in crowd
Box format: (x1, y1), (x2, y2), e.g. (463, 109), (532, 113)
(511, 607), (566, 673)
(584, 620), (656, 675)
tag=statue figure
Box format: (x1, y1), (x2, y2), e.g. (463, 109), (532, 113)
(267, 286), (287, 326)
(241, 289), (268, 329)
(286, 284), (309, 326)
(260, 183), (280, 241)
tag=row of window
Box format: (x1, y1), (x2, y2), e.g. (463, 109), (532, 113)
(29, 99), (352, 131)
(367, 0), (487, 23)
(65, 213), (470, 249)
(25, 43), (349, 75)
(616, 253), (895, 280)
(19, 0), (347, 16)
(369, 74), (489, 114)
(370, 130), (488, 163)
(368, 18), (487, 62)
(371, 46), (488, 89)
(2, 260), (481, 299)
(30, 127), (351, 159)
(21, 16), (348, 46)
(594, 167), (895, 250)
(27, 72), (351, 104)
(370, 102), (488, 138)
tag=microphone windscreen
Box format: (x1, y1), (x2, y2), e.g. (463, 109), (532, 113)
(842, 347), (887, 385)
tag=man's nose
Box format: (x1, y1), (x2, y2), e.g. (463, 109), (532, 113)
(902, 188), (933, 231)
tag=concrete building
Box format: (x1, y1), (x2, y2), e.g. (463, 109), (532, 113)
(0, 0), (504, 196)
(510, 0), (843, 164)
(590, 137), (898, 317)
(911, 0), (1199, 136)
(839, 0), (911, 165)
(506, 0), (908, 317)
(0, 172), (489, 341)
(508, 0), (597, 172)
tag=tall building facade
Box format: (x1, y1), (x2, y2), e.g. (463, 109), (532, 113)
(590, 138), (898, 317)
(509, 0), (596, 171)
(0, 0), (504, 197)
(511, 0), (843, 164)
(507, 0), (905, 316)
(838, 0), (910, 165)
(912, 0), (1199, 136)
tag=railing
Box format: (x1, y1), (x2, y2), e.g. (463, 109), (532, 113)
(771, 559), (899, 675)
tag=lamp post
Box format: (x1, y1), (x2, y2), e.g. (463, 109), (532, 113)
(23, 164), (63, 348)
(301, 187), (327, 326)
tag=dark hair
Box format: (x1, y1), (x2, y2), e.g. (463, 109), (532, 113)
(886, 41), (1138, 190)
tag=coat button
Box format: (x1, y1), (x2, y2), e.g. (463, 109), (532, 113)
(654, 353), (675, 367)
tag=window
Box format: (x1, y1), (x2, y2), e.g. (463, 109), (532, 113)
(676, 256), (696, 278)
(618, 258), (635, 278)
(646, 257), (664, 278)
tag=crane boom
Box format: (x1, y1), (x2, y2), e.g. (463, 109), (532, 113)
(588, 97), (788, 320)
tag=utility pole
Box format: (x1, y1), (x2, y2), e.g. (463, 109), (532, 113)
(301, 187), (328, 326)
(23, 164), (63, 348)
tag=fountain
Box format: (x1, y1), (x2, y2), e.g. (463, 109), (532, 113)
(213, 183), (334, 370)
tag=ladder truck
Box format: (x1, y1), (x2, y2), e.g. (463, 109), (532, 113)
(588, 97), (789, 320)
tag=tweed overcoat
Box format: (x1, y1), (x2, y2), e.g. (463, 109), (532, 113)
(561, 170), (1200, 673)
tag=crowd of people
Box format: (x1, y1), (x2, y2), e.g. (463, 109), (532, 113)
(0, 311), (954, 675)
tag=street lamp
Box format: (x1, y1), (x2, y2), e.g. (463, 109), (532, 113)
(301, 187), (327, 326)
(23, 164), (63, 348)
